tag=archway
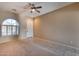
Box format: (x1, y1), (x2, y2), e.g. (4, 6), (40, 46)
(1, 19), (19, 36)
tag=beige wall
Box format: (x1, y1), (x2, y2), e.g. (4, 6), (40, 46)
(34, 3), (79, 48)
(0, 10), (33, 40)
(19, 14), (33, 39)
(0, 10), (33, 41)
(0, 10), (19, 36)
(0, 11), (18, 23)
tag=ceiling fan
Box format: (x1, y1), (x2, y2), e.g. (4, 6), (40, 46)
(23, 3), (42, 13)
(11, 3), (42, 14)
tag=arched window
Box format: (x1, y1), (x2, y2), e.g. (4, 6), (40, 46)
(1, 19), (19, 36)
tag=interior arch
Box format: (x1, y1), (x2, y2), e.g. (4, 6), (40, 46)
(1, 19), (19, 36)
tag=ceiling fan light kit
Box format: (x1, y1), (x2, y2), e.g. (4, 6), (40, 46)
(24, 3), (42, 13)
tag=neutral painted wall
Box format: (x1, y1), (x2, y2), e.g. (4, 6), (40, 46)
(18, 14), (33, 39)
(0, 11), (19, 36)
(0, 10), (33, 40)
(0, 11), (33, 43)
(34, 3), (79, 48)
(0, 11), (18, 23)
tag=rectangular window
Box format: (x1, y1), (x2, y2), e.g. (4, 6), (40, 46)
(2, 25), (19, 36)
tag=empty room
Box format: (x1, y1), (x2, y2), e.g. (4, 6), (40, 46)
(0, 2), (79, 56)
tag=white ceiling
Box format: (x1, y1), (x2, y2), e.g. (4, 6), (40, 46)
(0, 2), (73, 17)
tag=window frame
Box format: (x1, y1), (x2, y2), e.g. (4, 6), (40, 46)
(1, 19), (19, 36)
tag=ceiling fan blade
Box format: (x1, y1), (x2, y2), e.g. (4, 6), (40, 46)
(35, 6), (42, 9)
(23, 3), (32, 9)
(24, 5), (30, 9)
(31, 4), (35, 6)
(30, 10), (33, 13)
(35, 9), (40, 13)
(12, 9), (16, 12)
(28, 3), (32, 6)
